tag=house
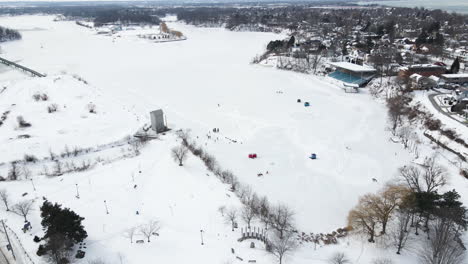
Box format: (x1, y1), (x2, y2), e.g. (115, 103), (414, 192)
(450, 89), (468, 114)
(440, 74), (468, 86)
(409, 74), (436, 90)
(454, 88), (468, 102)
(398, 64), (446, 79)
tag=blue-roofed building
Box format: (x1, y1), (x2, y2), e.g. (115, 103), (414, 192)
(328, 62), (376, 87)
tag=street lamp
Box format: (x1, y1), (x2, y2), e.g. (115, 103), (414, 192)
(30, 179), (36, 191)
(200, 229), (204, 245)
(75, 184), (80, 199)
(104, 200), (109, 214)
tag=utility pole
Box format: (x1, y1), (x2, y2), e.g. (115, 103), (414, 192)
(75, 184), (80, 199)
(1, 220), (16, 260)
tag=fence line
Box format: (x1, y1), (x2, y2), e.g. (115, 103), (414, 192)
(4, 224), (35, 264)
(238, 226), (269, 245)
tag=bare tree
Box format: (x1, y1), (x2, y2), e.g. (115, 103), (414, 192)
(270, 204), (295, 239)
(311, 50), (325, 74)
(398, 165), (423, 192)
(124, 226), (138, 243)
(399, 158), (447, 193)
(348, 194), (379, 243)
(386, 95), (406, 135)
(392, 209), (412, 255)
(225, 207), (238, 231)
(312, 233), (321, 250)
(176, 129), (191, 147)
(218, 205), (226, 216)
(53, 160), (63, 176)
(268, 231), (298, 264)
(418, 218), (466, 264)
(171, 145), (189, 166)
(397, 125), (413, 149)
(372, 184), (409, 234)
(139, 220), (161, 242)
(13, 200), (34, 222)
(423, 158), (447, 193)
(0, 189), (10, 211)
(8, 161), (21, 180)
(328, 252), (350, 264)
(22, 165), (32, 179)
(258, 196), (271, 229)
(241, 206), (256, 229)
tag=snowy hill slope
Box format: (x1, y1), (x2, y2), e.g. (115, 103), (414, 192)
(0, 74), (139, 162)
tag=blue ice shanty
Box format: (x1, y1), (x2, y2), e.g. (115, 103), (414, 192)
(310, 153), (317, 159)
(304, 102), (310, 107)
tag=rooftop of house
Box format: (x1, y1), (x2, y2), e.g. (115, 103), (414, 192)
(400, 64), (446, 71)
(441, 74), (468, 79)
(329, 62), (376, 73)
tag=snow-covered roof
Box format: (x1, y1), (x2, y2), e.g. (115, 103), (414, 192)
(329, 62), (376, 73)
(441, 74), (468, 79)
(410, 73), (422, 79)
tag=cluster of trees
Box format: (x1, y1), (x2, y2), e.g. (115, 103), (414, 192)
(348, 158), (467, 263)
(3, 161), (31, 181)
(93, 9), (161, 27)
(176, 5), (467, 32)
(0, 25), (21, 42)
(37, 200), (87, 264)
(266, 36), (295, 53)
(385, 93), (467, 163)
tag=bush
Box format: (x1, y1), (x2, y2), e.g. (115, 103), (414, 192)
(454, 138), (467, 146)
(47, 104), (59, 113)
(87, 103), (97, 114)
(36, 244), (45, 256)
(441, 129), (457, 140)
(33, 92), (48, 101)
(33, 236), (41, 243)
(32, 92), (41, 101)
(24, 154), (38, 163)
(424, 117), (441, 131)
(17, 116), (31, 128)
(461, 169), (468, 180)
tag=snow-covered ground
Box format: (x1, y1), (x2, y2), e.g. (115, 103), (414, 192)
(0, 15), (466, 264)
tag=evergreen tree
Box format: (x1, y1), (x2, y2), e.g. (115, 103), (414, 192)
(435, 190), (468, 229)
(40, 200), (87, 243)
(39, 201), (87, 263)
(450, 57), (460, 74)
(287, 36), (295, 48)
(434, 32), (444, 47)
(416, 30), (429, 46)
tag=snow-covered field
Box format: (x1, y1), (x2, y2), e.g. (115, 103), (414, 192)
(0, 15), (466, 264)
